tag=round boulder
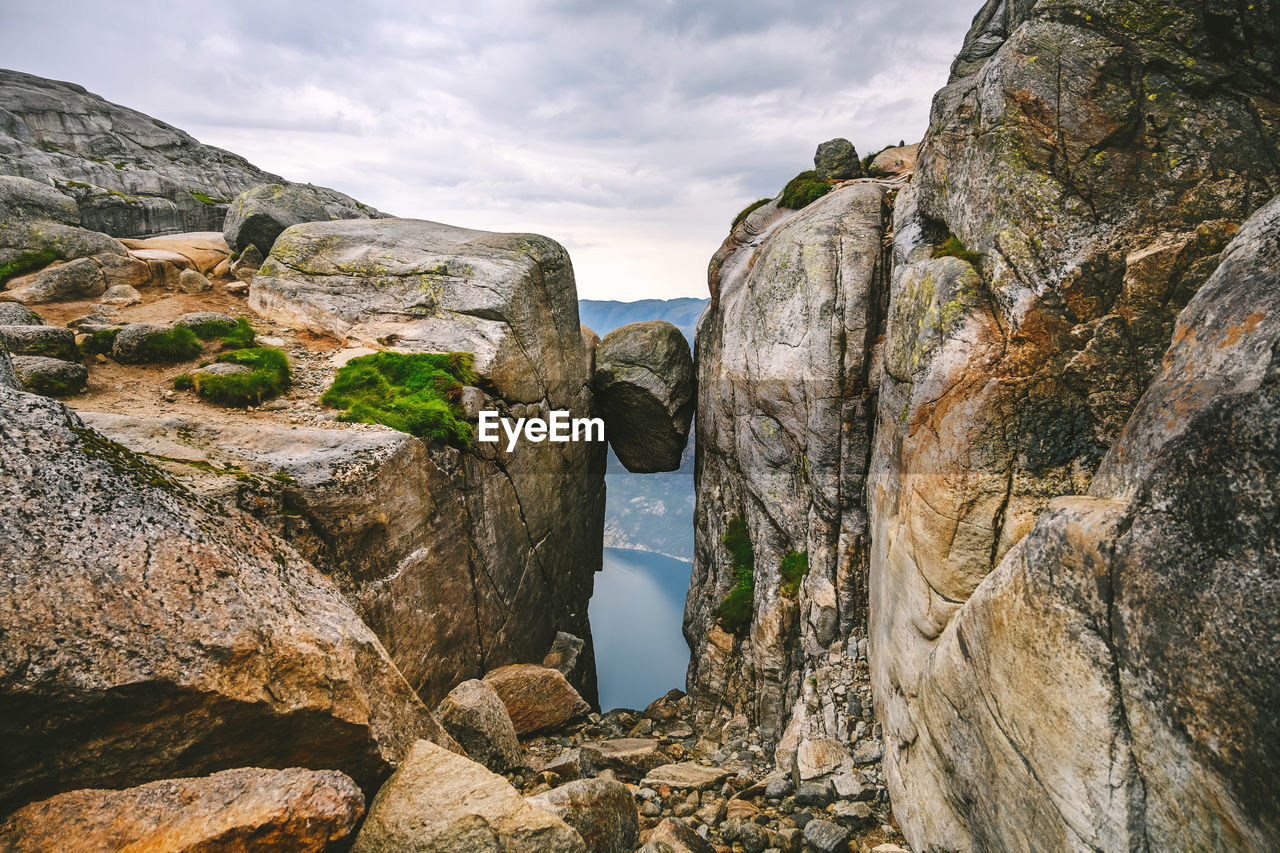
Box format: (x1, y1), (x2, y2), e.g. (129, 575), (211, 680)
(591, 320), (694, 473)
(11, 355), (88, 397)
(0, 304), (45, 326)
(223, 184), (329, 255)
(814, 138), (862, 181)
(3, 257), (106, 304)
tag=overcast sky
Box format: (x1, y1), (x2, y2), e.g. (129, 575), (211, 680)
(4, 0), (974, 300)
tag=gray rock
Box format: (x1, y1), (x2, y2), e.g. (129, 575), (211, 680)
(10, 355), (86, 397)
(765, 775), (795, 799)
(100, 284), (141, 306)
(850, 739), (882, 765)
(230, 244), (264, 282)
(223, 183), (330, 255)
(802, 818), (851, 853)
(0, 325), (76, 360)
(543, 630), (586, 682)
(831, 800), (873, 823)
(111, 323), (186, 364)
(794, 781), (834, 808)
(352, 740), (586, 853)
(174, 311), (237, 332)
(592, 320), (694, 473)
(641, 763), (733, 791)
(3, 256), (106, 303)
(177, 268), (211, 294)
(0, 303), (44, 326)
(831, 770), (870, 801)
(0, 388), (453, 812)
(526, 778), (639, 853)
(813, 138), (861, 181)
(436, 678), (524, 773)
(0, 344), (17, 390)
(645, 818), (715, 853)
(0, 175), (78, 224)
(0, 70), (381, 237)
(190, 362), (251, 378)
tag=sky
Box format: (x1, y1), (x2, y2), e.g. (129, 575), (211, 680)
(2, 0), (976, 300)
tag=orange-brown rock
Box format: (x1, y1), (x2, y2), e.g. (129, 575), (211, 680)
(484, 664), (591, 735)
(0, 767), (364, 853)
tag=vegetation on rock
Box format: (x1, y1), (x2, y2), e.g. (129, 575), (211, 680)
(778, 171), (832, 210)
(174, 347), (291, 407)
(78, 328), (119, 358)
(931, 235), (984, 272)
(780, 551), (809, 597)
(716, 516), (755, 633)
(0, 248), (60, 283)
(128, 326), (202, 363)
(732, 199), (772, 229)
(188, 316), (256, 350)
(320, 351), (476, 446)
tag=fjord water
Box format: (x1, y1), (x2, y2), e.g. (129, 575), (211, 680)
(591, 548), (692, 711)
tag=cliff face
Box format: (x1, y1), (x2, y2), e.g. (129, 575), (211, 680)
(688, 0), (1280, 849)
(686, 184), (890, 741)
(0, 69), (380, 238)
(248, 218), (607, 706)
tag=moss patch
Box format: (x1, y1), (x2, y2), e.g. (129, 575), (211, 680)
(732, 198), (772, 229)
(780, 551), (809, 596)
(715, 516), (756, 634)
(0, 248), (61, 283)
(779, 170), (832, 210)
(932, 235), (984, 272)
(78, 328), (119, 358)
(133, 326), (202, 363)
(176, 347), (291, 407)
(188, 316), (256, 350)
(189, 190), (227, 205)
(320, 351), (476, 445)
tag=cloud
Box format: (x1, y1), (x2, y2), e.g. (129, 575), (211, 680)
(0, 0), (975, 299)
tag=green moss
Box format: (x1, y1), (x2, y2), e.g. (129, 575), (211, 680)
(780, 551), (809, 596)
(22, 371), (79, 397)
(177, 347), (291, 407)
(187, 316), (256, 350)
(320, 351), (476, 445)
(932, 235), (984, 272)
(715, 516), (756, 634)
(79, 327), (120, 358)
(189, 190), (227, 205)
(0, 248), (61, 283)
(732, 198), (772, 229)
(133, 326), (202, 363)
(778, 170), (832, 210)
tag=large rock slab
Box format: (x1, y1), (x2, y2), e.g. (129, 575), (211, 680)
(0, 70), (381, 237)
(223, 183), (331, 255)
(0, 767), (364, 852)
(875, 198), (1280, 849)
(437, 679), (525, 772)
(527, 778), (639, 853)
(352, 739), (586, 853)
(641, 763), (733, 791)
(250, 217), (606, 704)
(484, 664), (591, 735)
(583, 738), (669, 778)
(0, 386), (452, 812)
(686, 182), (888, 739)
(592, 320), (694, 473)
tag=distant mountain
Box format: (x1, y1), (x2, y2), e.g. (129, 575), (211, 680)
(578, 297), (708, 344)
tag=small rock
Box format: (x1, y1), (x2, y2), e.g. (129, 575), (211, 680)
(527, 778), (639, 853)
(831, 770), (871, 800)
(831, 800), (873, 822)
(642, 763), (734, 791)
(872, 844), (911, 853)
(802, 818), (851, 853)
(11, 356), (88, 397)
(257, 335), (285, 347)
(436, 678), (524, 773)
(814, 138), (862, 180)
(765, 776), (795, 800)
(178, 268), (212, 294)
(586, 738), (668, 779)
(647, 817), (715, 853)
(793, 737), (851, 782)
(794, 781), (834, 808)
(851, 739), (883, 765)
(540, 747), (596, 782)
(231, 244), (264, 281)
(100, 284), (142, 306)
(225, 281), (250, 295)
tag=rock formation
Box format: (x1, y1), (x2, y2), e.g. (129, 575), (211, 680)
(0, 372), (455, 812)
(249, 218), (607, 705)
(686, 0), (1280, 851)
(0, 69), (381, 237)
(592, 320), (695, 473)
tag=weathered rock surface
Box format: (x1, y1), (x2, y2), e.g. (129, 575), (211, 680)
(0, 176), (129, 291)
(869, 144), (918, 176)
(251, 218), (607, 704)
(352, 739), (586, 853)
(583, 738), (668, 779)
(0, 767), (365, 852)
(813, 139), (861, 181)
(100, 283), (141, 305)
(111, 322), (182, 364)
(3, 255), (108, 303)
(437, 679), (525, 772)
(0, 324), (76, 360)
(646, 818), (716, 853)
(0, 69), (381, 237)
(686, 182), (889, 739)
(641, 763), (733, 791)
(0, 303), (43, 326)
(0, 384), (452, 812)
(178, 267), (211, 293)
(10, 354), (87, 397)
(526, 778), (639, 853)
(868, 2), (1280, 850)
(119, 232), (231, 276)
(485, 664), (591, 734)
(592, 320), (694, 473)
(223, 183), (332, 255)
